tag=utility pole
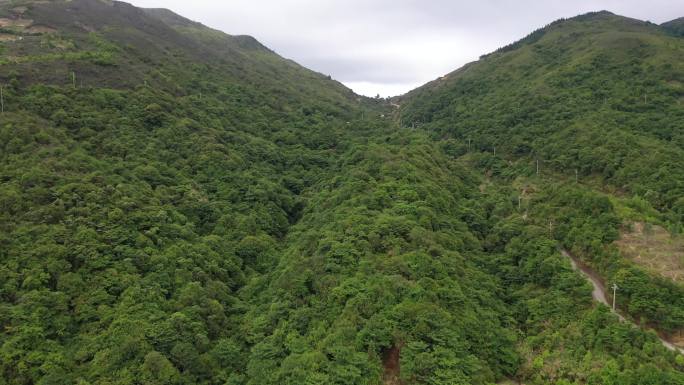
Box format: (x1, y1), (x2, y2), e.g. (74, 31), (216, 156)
(71, 71), (76, 89)
(575, 169), (579, 184)
(518, 195), (522, 210)
(0, 85), (4, 114)
(536, 159), (540, 176)
(493, 146), (496, 156)
(612, 283), (618, 311)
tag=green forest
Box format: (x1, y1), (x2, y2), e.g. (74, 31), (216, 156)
(1, 1), (684, 384)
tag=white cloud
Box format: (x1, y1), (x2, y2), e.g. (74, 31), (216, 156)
(345, 81), (424, 98)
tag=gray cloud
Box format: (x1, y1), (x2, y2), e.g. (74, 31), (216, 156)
(128, 0), (684, 96)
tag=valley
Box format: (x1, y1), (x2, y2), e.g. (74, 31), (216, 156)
(1, 1), (683, 384)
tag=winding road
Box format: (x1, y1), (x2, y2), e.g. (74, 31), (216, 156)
(560, 250), (683, 354)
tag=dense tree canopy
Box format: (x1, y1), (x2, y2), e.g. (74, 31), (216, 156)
(1, 2), (684, 384)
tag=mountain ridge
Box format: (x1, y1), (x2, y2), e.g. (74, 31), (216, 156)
(397, 10), (681, 99)
(0, 0), (356, 106)
(662, 16), (684, 36)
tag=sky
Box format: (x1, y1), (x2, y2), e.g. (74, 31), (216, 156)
(128, 0), (684, 97)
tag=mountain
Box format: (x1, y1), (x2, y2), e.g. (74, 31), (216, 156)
(398, 7), (684, 377)
(0, 0), (359, 106)
(662, 17), (684, 36)
(1, 1), (684, 384)
(400, 11), (684, 211)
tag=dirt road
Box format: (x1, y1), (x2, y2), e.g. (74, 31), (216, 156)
(561, 250), (682, 353)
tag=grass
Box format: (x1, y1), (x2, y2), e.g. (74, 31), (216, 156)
(616, 221), (684, 282)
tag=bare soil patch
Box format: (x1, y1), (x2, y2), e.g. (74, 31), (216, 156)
(382, 343), (403, 385)
(0, 18), (33, 28)
(0, 33), (20, 41)
(616, 222), (684, 282)
(25, 25), (57, 34)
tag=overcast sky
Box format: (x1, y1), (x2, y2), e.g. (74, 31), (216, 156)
(129, 0), (684, 97)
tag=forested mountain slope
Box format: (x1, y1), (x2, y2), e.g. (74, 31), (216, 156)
(1, 2), (684, 384)
(0, 0), (371, 383)
(663, 17), (684, 36)
(400, 11), (684, 213)
(398, 9), (684, 378)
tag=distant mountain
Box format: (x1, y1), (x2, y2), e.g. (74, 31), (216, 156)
(662, 17), (684, 36)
